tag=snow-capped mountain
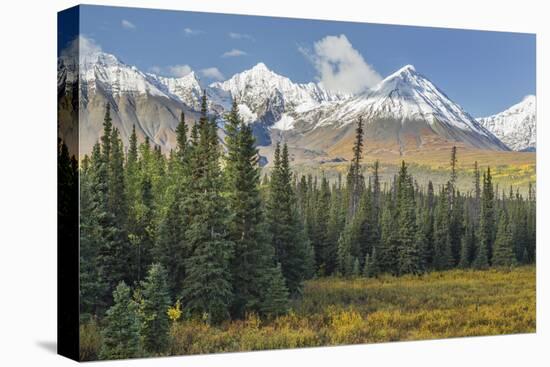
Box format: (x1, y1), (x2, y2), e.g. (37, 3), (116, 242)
(59, 49), (512, 162)
(477, 95), (536, 151)
(275, 64), (508, 157)
(78, 51), (169, 99)
(148, 72), (231, 114)
(212, 62), (348, 111)
(58, 49), (201, 154)
(208, 62), (350, 145)
(211, 63), (349, 121)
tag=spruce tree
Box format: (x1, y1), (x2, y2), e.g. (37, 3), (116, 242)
(181, 92), (234, 324)
(395, 161), (423, 275)
(125, 125), (144, 281)
(139, 264), (172, 354)
(94, 107), (133, 303)
(260, 263), (290, 318)
(352, 257), (361, 277)
(312, 176), (331, 272)
(337, 227), (355, 276)
(154, 188), (188, 296)
(473, 161), (481, 222)
(363, 247), (379, 278)
(458, 213), (476, 268)
(420, 181), (435, 268)
(224, 101), (285, 318)
(100, 282), (141, 360)
(379, 206), (398, 275)
(433, 189), (453, 270)
(346, 117), (365, 218)
(175, 111), (188, 164)
(80, 143), (111, 315)
(325, 179), (345, 275)
(266, 143), (307, 295)
(449, 189), (465, 265)
(492, 209), (517, 267)
(480, 167), (496, 264)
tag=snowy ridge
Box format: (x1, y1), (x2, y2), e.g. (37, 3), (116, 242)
(477, 95), (536, 151)
(77, 51), (169, 98)
(211, 62), (350, 114)
(147, 72), (203, 110)
(313, 65), (494, 138)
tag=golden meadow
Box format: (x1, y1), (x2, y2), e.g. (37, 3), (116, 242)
(80, 266), (535, 359)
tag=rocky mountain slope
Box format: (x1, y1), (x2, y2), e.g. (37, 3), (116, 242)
(477, 95), (536, 151)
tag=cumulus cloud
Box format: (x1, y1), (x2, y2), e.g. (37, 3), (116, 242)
(167, 64), (193, 77)
(301, 34), (381, 94)
(149, 66), (162, 74)
(228, 32), (254, 41)
(184, 27), (203, 36)
(61, 35), (102, 61)
(222, 49), (247, 58)
(200, 67), (225, 81)
(149, 64), (193, 78)
(121, 19), (136, 30)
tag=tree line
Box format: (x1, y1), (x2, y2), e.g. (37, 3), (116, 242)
(58, 92), (535, 358)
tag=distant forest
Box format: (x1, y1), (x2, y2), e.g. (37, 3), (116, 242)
(58, 92), (535, 359)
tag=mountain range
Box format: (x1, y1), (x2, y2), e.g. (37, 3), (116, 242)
(58, 49), (536, 163)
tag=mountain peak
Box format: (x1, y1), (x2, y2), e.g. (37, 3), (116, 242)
(79, 50), (121, 69)
(251, 62), (270, 71)
(399, 64), (416, 73)
(522, 94), (536, 103)
(183, 70), (197, 79)
(382, 64), (420, 83)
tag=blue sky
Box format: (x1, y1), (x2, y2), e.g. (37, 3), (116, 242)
(70, 5), (535, 117)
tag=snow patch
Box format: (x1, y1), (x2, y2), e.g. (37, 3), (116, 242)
(271, 113), (295, 131)
(237, 103), (258, 124)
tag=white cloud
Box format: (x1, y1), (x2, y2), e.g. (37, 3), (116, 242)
(200, 67), (225, 81)
(121, 19), (136, 30)
(148, 64), (193, 78)
(184, 27), (202, 36)
(228, 32), (254, 41)
(61, 35), (102, 60)
(149, 66), (162, 74)
(167, 64), (193, 77)
(222, 49), (247, 58)
(302, 34), (382, 94)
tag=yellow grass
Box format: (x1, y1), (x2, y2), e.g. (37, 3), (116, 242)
(166, 267), (535, 355)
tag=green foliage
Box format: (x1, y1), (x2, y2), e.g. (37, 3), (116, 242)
(266, 143), (308, 295)
(378, 206), (398, 275)
(492, 210), (517, 267)
(181, 92), (234, 325)
(224, 101), (286, 318)
(480, 168), (496, 263)
(100, 282), (141, 360)
(395, 161), (423, 275)
(155, 190), (188, 296)
(139, 264), (172, 354)
(346, 117), (365, 219)
(260, 263), (290, 318)
(458, 214), (476, 268)
(337, 225), (355, 277)
(433, 189), (453, 270)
